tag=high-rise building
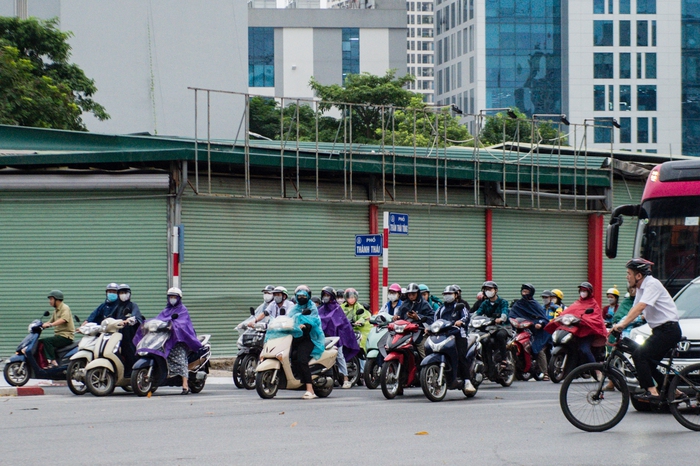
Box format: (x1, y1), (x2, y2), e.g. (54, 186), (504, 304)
(406, 1), (436, 102)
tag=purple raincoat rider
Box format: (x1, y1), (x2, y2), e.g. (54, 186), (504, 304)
(317, 286), (360, 389)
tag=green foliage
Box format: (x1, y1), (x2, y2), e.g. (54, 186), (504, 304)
(479, 108), (566, 146)
(248, 96), (340, 142)
(0, 16), (108, 130)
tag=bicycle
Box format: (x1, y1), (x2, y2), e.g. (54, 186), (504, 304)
(559, 330), (700, 432)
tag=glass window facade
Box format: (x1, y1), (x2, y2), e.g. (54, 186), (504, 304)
(620, 85), (631, 111)
(619, 21), (631, 46)
(619, 117), (631, 143)
(637, 21), (648, 46)
(637, 0), (656, 14)
(620, 53), (631, 78)
(485, 0), (562, 116)
(619, 0), (630, 14)
(594, 85), (605, 111)
(594, 0), (605, 14)
(646, 52), (657, 79)
(248, 27), (274, 88)
(594, 53), (614, 78)
(342, 28), (360, 82)
(682, 0), (700, 155)
(638, 85), (657, 110)
(594, 118), (613, 143)
(594, 21), (614, 46)
(638, 117), (649, 143)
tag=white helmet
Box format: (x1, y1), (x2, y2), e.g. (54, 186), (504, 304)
(167, 287), (182, 298)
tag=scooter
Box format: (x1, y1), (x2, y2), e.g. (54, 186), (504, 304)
(546, 311), (606, 383)
(363, 312), (392, 389)
(130, 317), (212, 396)
(508, 317), (544, 381)
(379, 319), (424, 399)
(233, 308), (268, 390)
(468, 315), (515, 387)
(83, 318), (139, 396)
(66, 322), (102, 395)
(255, 315), (339, 399)
(419, 318), (479, 402)
(3, 311), (81, 387)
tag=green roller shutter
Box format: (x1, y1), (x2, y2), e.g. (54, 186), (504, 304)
(492, 210), (588, 305)
(377, 205), (485, 305)
(0, 191), (168, 358)
(603, 178), (646, 293)
(181, 196), (370, 357)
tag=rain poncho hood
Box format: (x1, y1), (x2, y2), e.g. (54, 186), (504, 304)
(133, 298), (202, 357)
(319, 296), (359, 360)
(510, 296), (551, 354)
(545, 296), (608, 346)
(266, 300), (326, 360)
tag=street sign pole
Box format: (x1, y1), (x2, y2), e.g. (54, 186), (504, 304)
(382, 212), (389, 306)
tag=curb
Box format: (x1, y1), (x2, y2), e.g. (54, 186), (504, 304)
(0, 386), (45, 396)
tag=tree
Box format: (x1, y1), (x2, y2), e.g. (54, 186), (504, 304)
(309, 70), (415, 141)
(479, 107), (565, 146)
(248, 96), (339, 142)
(0, 16), (108, 130)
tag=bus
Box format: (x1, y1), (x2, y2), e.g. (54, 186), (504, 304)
(606, 159), (700, 296)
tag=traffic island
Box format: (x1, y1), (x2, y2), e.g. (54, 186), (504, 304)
(0, 387), (45, 396)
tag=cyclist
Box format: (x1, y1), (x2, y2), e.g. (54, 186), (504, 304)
(611, 259), (682, 401)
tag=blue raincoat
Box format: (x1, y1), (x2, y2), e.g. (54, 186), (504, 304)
(266, 300), (326, 360)
(509, 297), (552, 355)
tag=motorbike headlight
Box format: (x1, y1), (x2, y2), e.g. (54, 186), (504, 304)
(429, 335), (454, 352)
(561, 333), (573, 344)
(561, 315), (580, 326)
(393, 324), (406, 333)
(429, 322), (441, 333)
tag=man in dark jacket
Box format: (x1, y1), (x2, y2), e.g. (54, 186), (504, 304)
(436, 286), (473, 391)
(84, 283), (121, 325)
(114, 284), (144, 374)
(395, 282), (435, 358)
(476, 281), (510, 366)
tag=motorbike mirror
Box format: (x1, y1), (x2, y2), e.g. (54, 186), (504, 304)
(172, 313), (179, 319)
(43, 311), (50, 317)
(356, 308), (365, 315)
(585, 308), (595, 314)
(249, 307), (256, 316)
(263, 310), (270, 317)
(302, 309), (312, 316)
(455, 303), (466, 312)
(73, 315), (80, 322)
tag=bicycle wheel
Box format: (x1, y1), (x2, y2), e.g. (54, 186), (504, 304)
(559, 363), (629, 432)
(668, 363), (700, 431)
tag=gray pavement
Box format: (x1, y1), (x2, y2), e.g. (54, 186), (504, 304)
(0, 377), (697, 465)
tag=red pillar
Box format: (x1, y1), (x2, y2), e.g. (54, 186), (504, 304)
(369, 204), (379, 314)
(588, 213), (604, 306)
(485, 209), (493, 281)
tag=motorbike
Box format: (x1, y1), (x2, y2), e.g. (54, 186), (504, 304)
(83, 318), (137, 396)
(420, 318), (480, 402)
(468, 315), (515, 387)
(546, 311), (607, 383)
(336, 330), (364, 387)
(233, 308), (268, 390)
(66, 322), (102, 395)
(255, 315), (339, 399)
(130, 316), (212, 396)
(508, 317), (545, 381)
(379, 319), (424, 399)
(363, 312), (392, 389)
(3, 311), (81, 387)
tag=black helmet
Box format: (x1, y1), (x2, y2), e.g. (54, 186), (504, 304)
(579, 282), (594, 293)
(541, 290), (553, 298)
(626, 258), (653, 276)
(261, 285), (275, 293)
(521, 283), (535, 296)
(442, 285), (458, 295)
(406, 283), (420, 293)
(118, 284), (131, 292)
(481, 281), (498, 291)
(310, 296), (322, 306)
(321, 286), (335, 297)
(336, 289), (345, 299)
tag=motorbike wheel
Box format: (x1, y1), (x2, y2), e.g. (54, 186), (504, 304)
(66, 360), (88, 395)
(85, 367), (116, 397)
(255, 370), (279, 399)
(380, 360), (401, 400)
(498, 350), (516, 387)
(420, 364), (447, 402)
(548, 352), (568, 384)
(346, 357), (361, 387)
(121, 385), (133, 393)
(363, 358), (381, 390)
(240, 354), (259, 390)
(3, 361), (30, 387)
(131, 367), (156, 397)
(189, 376), (206, 394)
(313, 377), (333, 398)
(232, 356), (244, 389)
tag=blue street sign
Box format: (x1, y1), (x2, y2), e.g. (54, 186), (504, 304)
(355, 234), (383, 257)
(389, 212), (409, 235)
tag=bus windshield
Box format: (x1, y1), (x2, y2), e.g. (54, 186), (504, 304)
(639, 197), (700, 294)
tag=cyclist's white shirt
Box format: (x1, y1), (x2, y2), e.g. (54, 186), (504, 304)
(634, 275), (679, 329)
(265, 300), (294, 319)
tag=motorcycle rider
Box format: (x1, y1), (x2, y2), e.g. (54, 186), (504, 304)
(509, 284), (552, 380)
(336, 289), (346, 306)
(114, 284), (144, 373)
(550, 289), (566, 318)
(380, 283), (403, 315)
(612, 259), (682, 401)
(84, 282), (121, 325)
(436, 285), (474, 391)
(604, 287), (620, 324)
(420, 284), (441, 312)
(472, 292), (485, 314)
(342, 289), (372, 372)
(541, 290), (559, 321)
(612, 286), (643, 335)
(318, 286), (359, 389)
(249, 285), (276, 327)
(475, 281), (510, 367)
(452, 285), (471, 313)
(289, 285), (326, 400)
(266, 286), (294, 319)
(40, 290), (75, 367)
(394, 283), (435, 359)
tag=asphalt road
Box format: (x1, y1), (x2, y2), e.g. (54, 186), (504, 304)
(1, 377), (698, 465)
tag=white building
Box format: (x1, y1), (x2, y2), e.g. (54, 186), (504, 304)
(406, 0), (435, 102)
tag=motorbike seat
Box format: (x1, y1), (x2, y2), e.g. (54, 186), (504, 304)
(56, 341), (79, 361)
(467, 334), (478, 349)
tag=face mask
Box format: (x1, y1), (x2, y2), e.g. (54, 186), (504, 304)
(274, 295), (283, 304)
(322, 296), (330, 304)
(296, 296), (309, 306)
(542, 298), (551, 305)
(485, 290), (495, 299)
(169, 297), (178, 306)
(608, 297), (616, 305)
(263, 293), (273, 303)
(388, 293), (398, 302)
(119, 292), (130, 302)
(443, 294), (455, 303)
(580, 291), (588, 299)
(107, 293), (118, 302)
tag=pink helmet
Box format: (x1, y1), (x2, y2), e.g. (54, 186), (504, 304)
(389, 283), (401, 293)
